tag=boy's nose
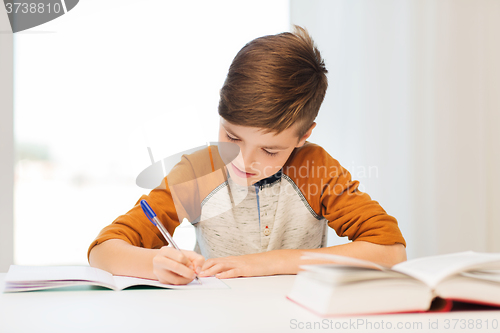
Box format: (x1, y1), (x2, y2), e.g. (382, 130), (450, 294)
(237, 150), (257, 171)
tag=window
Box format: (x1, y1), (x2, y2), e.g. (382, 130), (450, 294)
(13, 0), (290, 265)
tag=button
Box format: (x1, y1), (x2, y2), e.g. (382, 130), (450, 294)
(263, 227), (271, 236)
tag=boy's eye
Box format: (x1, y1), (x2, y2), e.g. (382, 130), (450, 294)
(263, 150), (278, 157)
(226, 133), (278, 157)
(226, 133), (240, 142)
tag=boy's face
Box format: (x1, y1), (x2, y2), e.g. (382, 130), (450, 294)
(218, 117), (315, 187)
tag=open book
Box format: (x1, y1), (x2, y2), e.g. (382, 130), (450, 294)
(287, 251), (500, 316)
(3, 265), (228, 292)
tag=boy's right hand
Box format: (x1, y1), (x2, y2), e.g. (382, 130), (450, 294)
(152, 247), (205, 285)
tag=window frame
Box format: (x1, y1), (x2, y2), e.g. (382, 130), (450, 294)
(0, 12), (14, 272)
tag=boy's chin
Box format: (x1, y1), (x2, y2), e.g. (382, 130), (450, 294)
(227, 169), (261, 187)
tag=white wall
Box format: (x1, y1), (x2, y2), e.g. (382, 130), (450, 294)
(291, 0), (500, 259)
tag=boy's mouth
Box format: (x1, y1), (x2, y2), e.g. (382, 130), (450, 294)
(231, 163), (256, 178)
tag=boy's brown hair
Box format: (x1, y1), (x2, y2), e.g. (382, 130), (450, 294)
(218, 25), (328, 141)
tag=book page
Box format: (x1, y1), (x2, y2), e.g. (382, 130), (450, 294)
(461, 270), (500, 283)
(5, 265), (117, 290)
(392, 251), (500, 288)
(300, 252), (389, 271)
(299, 264), (409, 284)
(112, 275), (229, 290)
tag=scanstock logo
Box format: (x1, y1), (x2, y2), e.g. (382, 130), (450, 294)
(135, 142), (246, 222)
(3, 0), (79, 33)
(136, 142), (240, 189)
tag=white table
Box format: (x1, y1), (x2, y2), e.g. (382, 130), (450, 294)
(1, 273), (500, 333)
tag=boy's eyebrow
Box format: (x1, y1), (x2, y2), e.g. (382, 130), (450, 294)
(258, 144), (288, 150)
(224, 127), (289, 150)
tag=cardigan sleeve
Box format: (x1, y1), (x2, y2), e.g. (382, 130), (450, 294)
(286, 142), (406, 247)
(87, 154), (200, 262)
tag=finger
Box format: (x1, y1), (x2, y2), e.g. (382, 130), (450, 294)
(159, 247), (191, 266)
(153, 255), (196, 280)
(182, 250), (204, 261)
(215, 269), (240, 279)
(199, 263), (228, 277)
(182, 250), (205, 272)
(154, 268), (194, 285)
(200, 258), (218, 272)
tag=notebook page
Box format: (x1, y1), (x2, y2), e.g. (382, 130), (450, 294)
(113, 276), (229, 290)
(392, 251), (500, 288)
(5, 265), (116, 289)
(4, 281), (108, 292)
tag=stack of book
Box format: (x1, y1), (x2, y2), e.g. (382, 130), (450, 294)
(287, 251), (500, 316)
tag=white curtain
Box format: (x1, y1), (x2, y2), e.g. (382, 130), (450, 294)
(291, 0), (500, 259)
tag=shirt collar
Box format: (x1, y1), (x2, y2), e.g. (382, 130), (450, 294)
(225, 167), (283, 190)
(252, 168), (283, 190)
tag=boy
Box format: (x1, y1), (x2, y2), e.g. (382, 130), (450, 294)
(88, 26), (406, 285)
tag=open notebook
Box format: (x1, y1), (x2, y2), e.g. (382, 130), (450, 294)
(3, 265), (229, 292)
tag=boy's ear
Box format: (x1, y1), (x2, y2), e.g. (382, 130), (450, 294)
(296, 122), (316, 147)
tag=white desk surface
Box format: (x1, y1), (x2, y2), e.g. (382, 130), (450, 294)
(1, 273), (500, 333)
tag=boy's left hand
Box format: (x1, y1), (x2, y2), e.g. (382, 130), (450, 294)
(198, 253), (272, 279)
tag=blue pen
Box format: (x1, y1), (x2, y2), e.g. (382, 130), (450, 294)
(140, 199), (200, 283)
